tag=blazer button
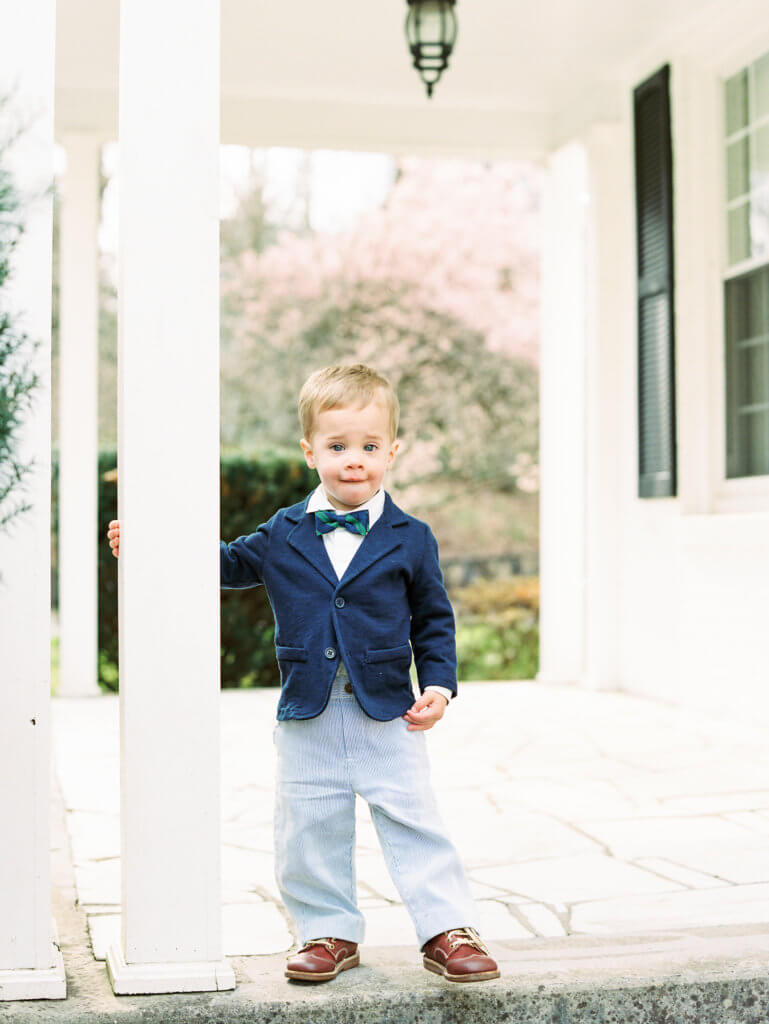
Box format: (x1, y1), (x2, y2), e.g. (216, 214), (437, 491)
(335, 597), (345, 608)
(344, 682), (353, 694)
(324, 647), (336, 659)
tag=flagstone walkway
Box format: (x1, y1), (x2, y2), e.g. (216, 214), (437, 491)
(51, 680), (769, 966)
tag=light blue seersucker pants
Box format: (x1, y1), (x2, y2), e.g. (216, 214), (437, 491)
(273, 660), (478, 948)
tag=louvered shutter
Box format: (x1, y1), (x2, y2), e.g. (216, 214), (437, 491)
(633, 65), (677, 498)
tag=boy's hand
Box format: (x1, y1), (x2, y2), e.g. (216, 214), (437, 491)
(403, 690), (448, 731)
(107, 520), (120, 558)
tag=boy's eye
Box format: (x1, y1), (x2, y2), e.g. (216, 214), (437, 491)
(329, 443), (378, 452)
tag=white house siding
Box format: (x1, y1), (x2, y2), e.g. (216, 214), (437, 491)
(612, 6), (769, 719)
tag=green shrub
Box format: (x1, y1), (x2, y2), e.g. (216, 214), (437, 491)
(451, 576), (539, 680)
(217, 453), (314, 687)
(52, 449), (316, 690)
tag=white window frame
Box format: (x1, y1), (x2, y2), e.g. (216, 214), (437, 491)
(713, 39), (769, 512)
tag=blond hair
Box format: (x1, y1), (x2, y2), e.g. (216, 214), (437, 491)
(299, 364), (400, 443)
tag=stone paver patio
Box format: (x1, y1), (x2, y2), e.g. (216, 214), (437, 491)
(51, 680), (769, 966)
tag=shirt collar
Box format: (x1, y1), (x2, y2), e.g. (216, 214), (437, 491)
(306, 482), (385, 528)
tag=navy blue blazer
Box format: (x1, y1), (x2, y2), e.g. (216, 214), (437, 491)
(220, 490), (457, 721)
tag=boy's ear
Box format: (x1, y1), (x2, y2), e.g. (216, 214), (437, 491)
(299, 438), (315, 467)
(388, 438), (401, 465)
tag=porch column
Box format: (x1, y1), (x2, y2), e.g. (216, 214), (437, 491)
(582, 123), (633, 689)
(537, 141), (588, 685)
(0, 0), (66, 1001)
(58, 134), (101, 697)
(106, 0), (234, 995)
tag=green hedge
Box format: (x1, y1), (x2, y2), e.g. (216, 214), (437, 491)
(52, 449), (317, 691)
(451, 577), (539, 681)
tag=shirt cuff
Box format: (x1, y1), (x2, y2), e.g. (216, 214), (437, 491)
(424, 685), (453, 705)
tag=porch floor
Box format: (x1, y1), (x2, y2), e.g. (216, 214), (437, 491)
(16, 681), (769, 1021)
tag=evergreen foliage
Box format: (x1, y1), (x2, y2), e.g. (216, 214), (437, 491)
(0, 110), (39, 533)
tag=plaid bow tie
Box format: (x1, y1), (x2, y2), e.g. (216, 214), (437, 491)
(314, 508), (370, 537)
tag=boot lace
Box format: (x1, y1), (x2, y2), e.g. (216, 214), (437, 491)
(445, 927), (490, 954)
(297, 937), (338, 955)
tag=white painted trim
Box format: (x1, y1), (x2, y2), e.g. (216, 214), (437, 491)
(623, 0), (769, 82)
(668, 59), (722, 515)
(723, 252), (769, 279)
(106, 944), (235, 996)
(714, 474), (769, 513)
(704, 11), (769, 79)
(0, 943), (66, 1002)
(55, 89), (554, 162)
(220, 95), (554, 160)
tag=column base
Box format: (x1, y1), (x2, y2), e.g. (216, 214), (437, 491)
(0, 943), (66, 1001)
(106, 943), (236, 995)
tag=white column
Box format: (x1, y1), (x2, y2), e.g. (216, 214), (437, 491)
(537, 142), (588, 685)
(0, 0), (66, 1001)
(58, 134), (101, 697)
(583, 123), (634, 690)
(106, 0), (234, 995)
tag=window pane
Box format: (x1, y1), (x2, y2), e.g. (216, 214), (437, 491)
(756, 52), (769, 120)
(725, 69), (749, 134)
(745, 267), (769, 338)
(727, 272), (769, 341)
(751, 190), (769, 260)
(728, 201), (750, 263)
(754, 124), (769, 192)
(725, 266), (769, 478)
(737, 339), (769, 405)
(727, 136), (750, 199)
(738, 408), (769, 475)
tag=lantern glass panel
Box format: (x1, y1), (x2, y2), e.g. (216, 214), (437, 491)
(443, 5), (458, 45)
(418, 1), (444, 44)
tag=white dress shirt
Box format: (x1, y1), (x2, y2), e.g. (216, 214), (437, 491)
(306, 483), (453, 706)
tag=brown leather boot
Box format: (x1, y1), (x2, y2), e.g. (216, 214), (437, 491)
(285, 937), (360, 981)
(422, 927), (500, 982)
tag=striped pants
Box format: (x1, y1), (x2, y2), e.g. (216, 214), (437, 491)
(273, 660), (478, 947)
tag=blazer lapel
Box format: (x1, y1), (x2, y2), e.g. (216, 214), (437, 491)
(285, 490), (408, 590)
(286, 494), (339, 588)
(337, 491), (408, 588)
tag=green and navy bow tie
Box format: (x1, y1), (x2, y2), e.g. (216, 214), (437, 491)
(314, 508), (370, 537)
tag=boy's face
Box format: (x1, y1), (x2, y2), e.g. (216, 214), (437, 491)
(300, 394), (400, 513)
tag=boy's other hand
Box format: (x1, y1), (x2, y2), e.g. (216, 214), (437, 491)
(107, 520), (120, 558)
(403, 690), (448, 731)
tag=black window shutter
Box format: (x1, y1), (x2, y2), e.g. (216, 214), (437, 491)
(633, 65), (677, 498)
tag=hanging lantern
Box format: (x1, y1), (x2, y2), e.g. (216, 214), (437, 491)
(405, 0), (458, 99)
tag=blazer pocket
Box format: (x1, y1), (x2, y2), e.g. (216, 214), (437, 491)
(275, 645), (309, 662)
(365, 642), (412, 664)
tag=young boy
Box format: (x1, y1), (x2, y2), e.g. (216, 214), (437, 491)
(108, 363), (499, 984)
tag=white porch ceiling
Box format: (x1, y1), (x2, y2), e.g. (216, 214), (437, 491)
(55, 0), (722, 157)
